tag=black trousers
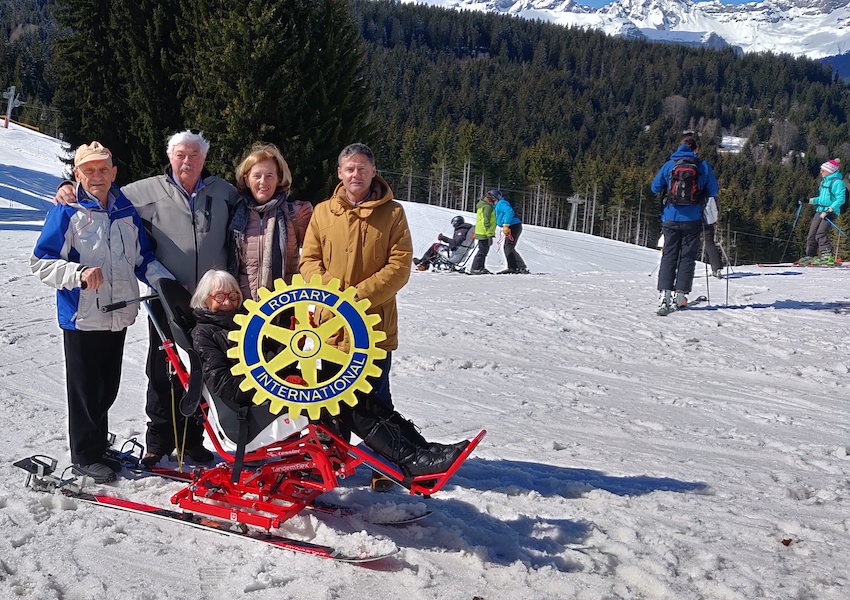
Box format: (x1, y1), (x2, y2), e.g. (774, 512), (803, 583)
(318, 354), (394, 440)
(470, 239), (490, 271)
(703, 223), (724, 272)
(503, 223), (527, 271)
(658, 220), (702, 293)
(64, 328), (127, 464)
(144, 299), (205, 455)
(418, 243), (444, 267)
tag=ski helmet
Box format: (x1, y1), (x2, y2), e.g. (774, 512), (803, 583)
(451, 215), (465, 228)
(486, 189), (502, 202)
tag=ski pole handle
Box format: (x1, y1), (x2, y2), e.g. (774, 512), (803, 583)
(101, 301), (127, 312)
(100, 293), (159, 312)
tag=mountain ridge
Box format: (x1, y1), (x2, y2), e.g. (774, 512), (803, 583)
(408, 0), (850, 59)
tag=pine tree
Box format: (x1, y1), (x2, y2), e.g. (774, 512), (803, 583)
(179, 0), (370, 200)
(109, 0), (183, 179)
(53, 0), (128, 175)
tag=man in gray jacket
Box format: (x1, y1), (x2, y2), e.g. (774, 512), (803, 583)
(56, 130), (239, 466)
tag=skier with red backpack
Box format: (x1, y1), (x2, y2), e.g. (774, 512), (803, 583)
(650, 134), (720, 314)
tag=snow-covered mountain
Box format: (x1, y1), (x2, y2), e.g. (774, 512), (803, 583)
(408, 0), (850, 59)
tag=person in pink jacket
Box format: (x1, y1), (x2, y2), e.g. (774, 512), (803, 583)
(227, 142), (313, 301)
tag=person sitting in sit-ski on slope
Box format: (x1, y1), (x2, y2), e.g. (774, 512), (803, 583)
(189, 269), (470, 479)
(414, 215), (472, 271)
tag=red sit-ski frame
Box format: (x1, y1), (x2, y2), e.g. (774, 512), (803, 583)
(150, 297), (485, 532)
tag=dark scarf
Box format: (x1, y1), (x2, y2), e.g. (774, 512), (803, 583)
(228, 192), (290, 286)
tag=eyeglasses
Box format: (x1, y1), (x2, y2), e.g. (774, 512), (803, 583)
(210, 291), (240, 303)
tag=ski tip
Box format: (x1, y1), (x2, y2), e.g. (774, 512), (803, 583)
(332, 550), (398, 563)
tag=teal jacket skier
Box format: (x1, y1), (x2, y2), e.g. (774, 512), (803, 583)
(802, 158), (845, 264)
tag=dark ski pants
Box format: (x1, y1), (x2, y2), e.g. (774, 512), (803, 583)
(370, 354), (393, 409)
(319, 353), (393, 441)
(337, 389), (395, 443)
(144, 299), (205, 456)
(418, 243), (445, 268)
(658, 220), (702, 294)
(64, 328), (127, 465)
(806, 214), (832, 256)
(703, 223), (724, 272)
(503, 223), (527, 271)
(470, 239), (491, 272)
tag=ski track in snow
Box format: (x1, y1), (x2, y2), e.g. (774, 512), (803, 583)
(1, 123), (849, 598)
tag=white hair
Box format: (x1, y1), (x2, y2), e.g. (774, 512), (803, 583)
(190, 270), (241, 309)
(167, 129), (210, 158)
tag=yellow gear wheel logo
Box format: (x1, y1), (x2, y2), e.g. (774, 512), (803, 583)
(227, 274), (387, 420)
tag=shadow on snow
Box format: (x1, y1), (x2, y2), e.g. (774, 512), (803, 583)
(320, 458), (707, 572)
(455, 457), (707, 498)
(0, 163), (61, 231)
(689, 298), (850, 311)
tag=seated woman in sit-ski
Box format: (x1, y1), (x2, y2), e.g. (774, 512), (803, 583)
(188, 270), (468, 477)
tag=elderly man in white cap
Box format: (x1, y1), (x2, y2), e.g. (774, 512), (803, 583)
(54, 130), (239, 467)
(799, 158), (846, 266)
(32, 142), (173, 483)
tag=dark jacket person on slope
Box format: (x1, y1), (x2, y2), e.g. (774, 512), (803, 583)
(650, 134), (720, 313)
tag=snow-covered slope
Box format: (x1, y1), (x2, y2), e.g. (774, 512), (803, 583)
(2, 123), (850, 598)
(406, 0), (850, 59)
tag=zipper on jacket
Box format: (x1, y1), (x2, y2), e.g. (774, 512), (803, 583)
(192, 205), (199, 287)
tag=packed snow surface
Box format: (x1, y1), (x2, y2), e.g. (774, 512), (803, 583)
(1, 123), (848, 598)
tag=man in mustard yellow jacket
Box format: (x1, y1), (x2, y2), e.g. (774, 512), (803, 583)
(300, 143), (466, 488)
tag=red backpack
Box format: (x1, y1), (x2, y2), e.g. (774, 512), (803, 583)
(667, 157), (703, 206)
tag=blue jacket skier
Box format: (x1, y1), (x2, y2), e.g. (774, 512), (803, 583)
(650, 135), (720, 312)
(493, 192), (529, 274)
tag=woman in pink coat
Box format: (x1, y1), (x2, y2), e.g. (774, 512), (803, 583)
(227, 143), (313, 301)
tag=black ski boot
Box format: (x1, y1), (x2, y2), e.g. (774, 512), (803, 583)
(364, 419), (467, 477)
(388, 412), (470, 456)
(388, 412), (428, 446)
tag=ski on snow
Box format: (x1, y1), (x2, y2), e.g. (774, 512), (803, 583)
(60, 488), (395, 563)
(757, 261), (846, 268)
(14, 455), (399, 562)
(109, 456), (432, 526)
(657, 295), (708, 316)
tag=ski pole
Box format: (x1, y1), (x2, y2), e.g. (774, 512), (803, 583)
(100, 294), (158, 313)
(648, 261), (660, 277)
(648, 234), (663, 277)
(780, 201), (804, 263)
(825, 216), (850, 240)
(702, 222), (711, 305)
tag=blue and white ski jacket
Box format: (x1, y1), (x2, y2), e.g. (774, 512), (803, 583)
(651, 145), (720, 223)
(31, 183), (173, 331)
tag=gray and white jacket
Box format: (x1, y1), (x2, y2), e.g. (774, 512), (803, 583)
(31, 184), (173, 331)
(122, 167), (239, 291)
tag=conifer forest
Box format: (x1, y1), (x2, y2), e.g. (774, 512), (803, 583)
(4, 0), (850, 263)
